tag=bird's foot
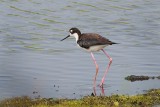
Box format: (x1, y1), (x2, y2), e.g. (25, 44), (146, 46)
(99, 78), (105, 87)
(99, 83), (103, 87)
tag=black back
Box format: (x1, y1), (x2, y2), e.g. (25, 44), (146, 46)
(77, 33), (116, 49)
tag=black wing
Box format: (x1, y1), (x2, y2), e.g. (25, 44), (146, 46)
(77, 33), (116, 49)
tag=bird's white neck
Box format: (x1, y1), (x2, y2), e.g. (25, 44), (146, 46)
(70, 33), (79, 42)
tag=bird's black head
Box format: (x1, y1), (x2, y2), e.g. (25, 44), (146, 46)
(69, 27), (81, 35)
(61, 27), (81, 41)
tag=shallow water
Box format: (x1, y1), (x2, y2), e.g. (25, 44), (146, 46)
(0, 0), (160, 99)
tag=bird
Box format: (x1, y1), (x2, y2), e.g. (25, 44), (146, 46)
(61, 27), (117, 87)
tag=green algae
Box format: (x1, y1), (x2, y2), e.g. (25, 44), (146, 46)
(0, 89), (160, 107)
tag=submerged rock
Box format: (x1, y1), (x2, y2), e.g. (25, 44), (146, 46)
(125, 75), (150, 82)
(125, 75), (160, 82)
(157, 76), (160, 79)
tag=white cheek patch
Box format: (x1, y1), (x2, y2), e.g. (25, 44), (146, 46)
(73, 33), (79, 42)
(70, 33), (79, 42)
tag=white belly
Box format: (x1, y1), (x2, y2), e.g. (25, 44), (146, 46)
(86, 45), (107, 52)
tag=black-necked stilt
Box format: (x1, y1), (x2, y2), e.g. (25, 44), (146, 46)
(61, 27), (117, 87)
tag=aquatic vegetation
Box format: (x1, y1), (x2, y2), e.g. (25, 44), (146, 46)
(0, 89), (160, 107)
(125, 75), (160, 82)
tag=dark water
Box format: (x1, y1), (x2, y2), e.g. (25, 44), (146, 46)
(0, 0), (160, 99)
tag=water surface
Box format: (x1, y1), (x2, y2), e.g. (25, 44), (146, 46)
(0, 0), (160, 99)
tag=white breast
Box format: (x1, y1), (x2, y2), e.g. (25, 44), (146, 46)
(81, 45), (108, 52)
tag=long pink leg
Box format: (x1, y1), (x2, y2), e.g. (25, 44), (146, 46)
(100, 86), (105, 96)
(90, 52), (99, 88)
(100, 49), (112, 86)
(93, 87), (96, 96)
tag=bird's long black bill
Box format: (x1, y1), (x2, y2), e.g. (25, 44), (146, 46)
(60, 35), (70, 41)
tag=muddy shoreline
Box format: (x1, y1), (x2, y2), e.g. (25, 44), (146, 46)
(0, 88), (160, 107)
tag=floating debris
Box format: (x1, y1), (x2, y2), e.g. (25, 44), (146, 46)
(157, 76), (160, 79)
(125, 75), (160, 82)
(32, 91), (38, 94)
